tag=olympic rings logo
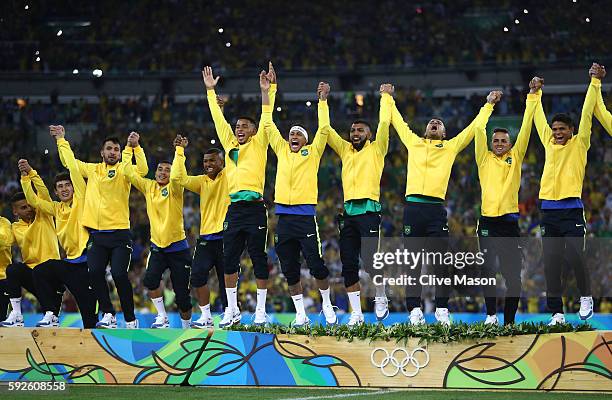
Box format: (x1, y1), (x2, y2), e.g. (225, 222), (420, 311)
(370, 347), (430, 377)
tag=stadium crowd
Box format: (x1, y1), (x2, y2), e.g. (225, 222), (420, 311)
(1, 79), (610, 317)
(2, 0), (611, 73)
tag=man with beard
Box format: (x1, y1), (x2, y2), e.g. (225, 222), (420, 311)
(123, 136), (192, 329)
(318, 84), (392, 326)
(60, 132), (148, 328)
(532, 67), (601, 325)
(203, 63), (276, 327)
(262, 81), (337, 327)
(386, 85), (498, 326)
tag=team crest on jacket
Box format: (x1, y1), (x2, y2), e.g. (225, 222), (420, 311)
(481, 229), (489, 237)
(435, 143), (443, 148)
(223, 221), (228, 231)
(274, 233), (278, 243)
(161, 187), (169, 197)
(301, 149), (309, 156)
(506, 157), (513, 165)
(108, 170), (116, 178)
(404, 225), (411, 235)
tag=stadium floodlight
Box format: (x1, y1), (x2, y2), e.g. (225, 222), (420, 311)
(523, 9), (528, 13)
(276, 107), (282, 112)
(93, 69), (103, 77)
(225, 42), (231, 47)
(72, 69), (79, 74)
(24, 4), (29, 9)
(585, 17), (590, 22)
(35, 50), (39, 55)
(211, 139), (216, 144)
(306, 101), (312, 107)
(57, 29), (63, 36)
(44, 149), (49, 155)
(514, 19), (519, 24)
(503, 27), (509, 32)
(218, 28), (224, 33)
(35, 56), (40, 62)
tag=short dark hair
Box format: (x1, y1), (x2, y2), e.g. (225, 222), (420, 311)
(157, 160), (172, 166)
(10, 191), (26, 204)
(551, 113), (575, 128)
(205, 147), (223, 156)
(235, 116), (257, 127)
(430, 116), (444, 122)
(53, 172), (71, 188)
(101, 136), (121, 148)
(492, 127), (510, 135)
(351, 119), (372, 131)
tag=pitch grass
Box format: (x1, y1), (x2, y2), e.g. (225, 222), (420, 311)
(3, 386), (610, 400)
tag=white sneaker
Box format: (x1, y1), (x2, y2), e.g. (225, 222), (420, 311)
(36, 311), (59, 327)
(548, 313), (566, 326)
(219, 307), (241, 329)
(191, 315), (214, 329)
(374, 297), (389, 321)
(291, 313), (310, 328)
(151, 314), (169, 329)
(95, 313), (117, 329)
(408, 307), (425, 325)
(434, 308), (451, 326)
(321, 304), (338, 326)
(125, 319), (139, 329)
(253, 308), (270, 326)
(347, 311), (364, 327)
(484, 315), (499, 325)
(0, 310), (24, 327)
(578, 296), (593, 320)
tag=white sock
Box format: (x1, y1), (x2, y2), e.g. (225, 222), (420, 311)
(10, 298), (22, 316)
(151, 297), (166, 316)
(291, 294), (306, 316)
(348, 291), (362, 314)
(256, 288), (267, 311)
(226, 287), (238, 310)
(181, 318), (191, 329)
(319, 287), (332, 308)
(200, 304), (211, 319)
(375, 283), (386, 298)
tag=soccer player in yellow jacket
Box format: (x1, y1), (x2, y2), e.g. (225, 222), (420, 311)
(203, 63), (276, 328)
(318, 83), (392, 326)
(8, 125), (98, 329)
(123, 137), (193, 329)
(591, 63), (611, 135)
(1, 160), (62, 328)
(61, 131), (148, 328)
(388, 85), (497, 326)
(174, 136), (230, 329)
(475, 87), (538, 326)
(0, 216), (13, 322)
(263, 81), (337, 327)
(532, 70), (601, 325)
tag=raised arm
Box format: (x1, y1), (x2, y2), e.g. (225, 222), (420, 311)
(0, 216), (13, 247)
(18, 161), (55, 216)
(317, 82), (349, 156)
(254, 64), (277, 148)
(449, 92), (497, 153)
(122, 144), (150, 194)
(203, 66), (236, 151)
(576, 76), (599, 150)
(388, 93), (419, 148)
(51, 125), (87, 199)
(171, 135), (203, 193)
(530, 77), (553, 145)
(513, 89), (539, 161)
(374, 85), (395, 155)
(55, 132), (95, 178)
(590, 63), (611, 136)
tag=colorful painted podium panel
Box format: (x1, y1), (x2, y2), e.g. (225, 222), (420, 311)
(0, 329), (610, 391)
